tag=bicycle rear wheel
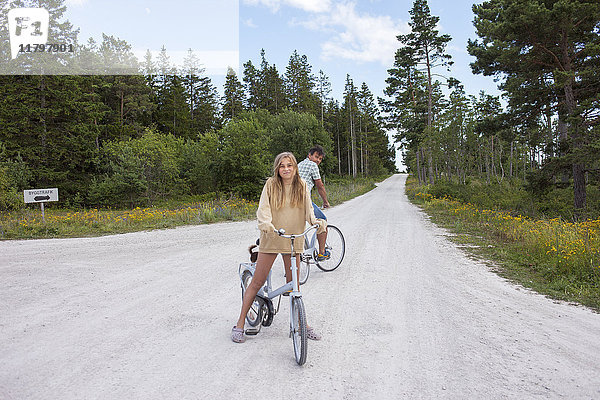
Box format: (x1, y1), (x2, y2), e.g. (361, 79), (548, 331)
(299, 260), (309, 285)
(241, 271), (262, 327)
(315, 225), (345, 272)
(290, 297), (307, 365)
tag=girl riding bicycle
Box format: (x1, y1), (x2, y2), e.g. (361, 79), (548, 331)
(232, 152), (326, 343)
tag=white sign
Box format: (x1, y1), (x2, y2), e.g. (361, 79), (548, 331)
(8, 8), (50, 60)
(24, 188), (58, 203)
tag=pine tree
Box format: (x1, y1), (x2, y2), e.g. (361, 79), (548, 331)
(395, 0), (453, 184)
(181, 49), (220, 136)
(357, 83), (377, 175)
(155, 74), (189, 137)
(98, 35), (152, 137)
(468, 0), (600, 213)
(222, 67), (245, 120)
(242, 60), (260, 111)
(323, 99), (343, 175)
(284, 50), (317, 114)
(316, 70), (332, 127)
(342, 75), (358, 177)
(382, 45), (429, 182)
(142, 49), (159, 126)
(259, 50), (287, 113)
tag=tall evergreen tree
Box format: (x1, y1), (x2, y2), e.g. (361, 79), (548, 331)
(382, 45), (429, 182)
(316, 70), (332, 127)
(182, 49), (220, 135)
(155, 74), (189, 137)
(323, 99), (343, 175)
(242, 60), (261, 111)
(98, 36), (152, 137)
(468, 0), (600, 213)
(342, 75), (358, 177)
(222, 67), (245, 121)
(357, 83), (377, 175)
(395, 0), (453, 183)
(284, 50), (317, 113)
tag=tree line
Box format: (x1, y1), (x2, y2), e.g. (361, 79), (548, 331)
(383, 0), (599, 216)
(0, 1), (396, 210)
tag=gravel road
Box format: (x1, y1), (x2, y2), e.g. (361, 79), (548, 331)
(1, 174), (599, 399)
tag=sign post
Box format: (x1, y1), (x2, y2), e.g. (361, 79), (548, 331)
(24, 188), (58, 223)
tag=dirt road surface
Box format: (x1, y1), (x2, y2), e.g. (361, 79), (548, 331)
(1, 174), (599, 399)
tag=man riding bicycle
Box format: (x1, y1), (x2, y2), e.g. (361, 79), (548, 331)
(297, 145), (330, 261)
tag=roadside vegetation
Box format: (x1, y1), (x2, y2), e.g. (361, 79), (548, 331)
(0, 175), (387, 240)
(406, 176), (600, 311)
(390, 1), (600, 311)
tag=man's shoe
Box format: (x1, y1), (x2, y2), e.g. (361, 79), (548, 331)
(316, 249), (331, 261)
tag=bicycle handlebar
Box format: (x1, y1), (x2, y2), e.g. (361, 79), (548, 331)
(275, 223), (319, 239)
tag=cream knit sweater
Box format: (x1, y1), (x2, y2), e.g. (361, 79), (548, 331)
(256, 177), (326, 254)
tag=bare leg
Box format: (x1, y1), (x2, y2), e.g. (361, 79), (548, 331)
(317, 228), (328, 255)
(235, 252), (277, 330)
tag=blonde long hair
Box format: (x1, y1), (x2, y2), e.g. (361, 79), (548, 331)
(269, 152), (306, 210)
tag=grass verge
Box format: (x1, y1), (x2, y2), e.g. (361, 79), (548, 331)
(406, 175), (600, 311)
(0, 175), (387, 240)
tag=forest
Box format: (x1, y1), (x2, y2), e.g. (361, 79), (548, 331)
(0, 1), (396, 210)
(384, 0), (600, 219)
(1, 0), (599, 222)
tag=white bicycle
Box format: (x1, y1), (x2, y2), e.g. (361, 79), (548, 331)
(238, 224), (320, 365)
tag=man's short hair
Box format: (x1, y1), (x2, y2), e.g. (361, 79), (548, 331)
(308, 145), (325, 157)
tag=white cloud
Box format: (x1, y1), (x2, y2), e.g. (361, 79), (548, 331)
(243, 18), (258, 28)
(242, 0), (331, 13)
(145, 8), (151, 14)
(295, 2), (409, 65)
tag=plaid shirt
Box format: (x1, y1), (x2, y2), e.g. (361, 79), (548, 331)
(297, 158), (321, 193)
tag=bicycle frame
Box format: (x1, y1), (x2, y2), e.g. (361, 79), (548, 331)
(237, 261), (297, 301)
(238, 224), (319, 320)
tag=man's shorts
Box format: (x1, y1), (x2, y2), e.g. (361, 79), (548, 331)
(312, 202), (327, 220)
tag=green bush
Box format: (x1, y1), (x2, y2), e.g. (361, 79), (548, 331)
(179, 133), (219, 195)
(264, 110), (333, 165)
(411, 176), (599, 220)
(213, 117), (270, 199)
(0, 166), (21, 210)
(89, 130), (186, 207)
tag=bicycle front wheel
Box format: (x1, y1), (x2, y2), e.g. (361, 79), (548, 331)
(290, 297), (307, 365)
(315, 225), (345, 272)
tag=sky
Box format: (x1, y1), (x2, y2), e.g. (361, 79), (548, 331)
(61, 0), (239, 76)
(7, 0), (503, 169)
(239, 0), (501, 100)
(56, 0), (501, 98)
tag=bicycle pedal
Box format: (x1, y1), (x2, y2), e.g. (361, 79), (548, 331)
(245, 328), (260, 335)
